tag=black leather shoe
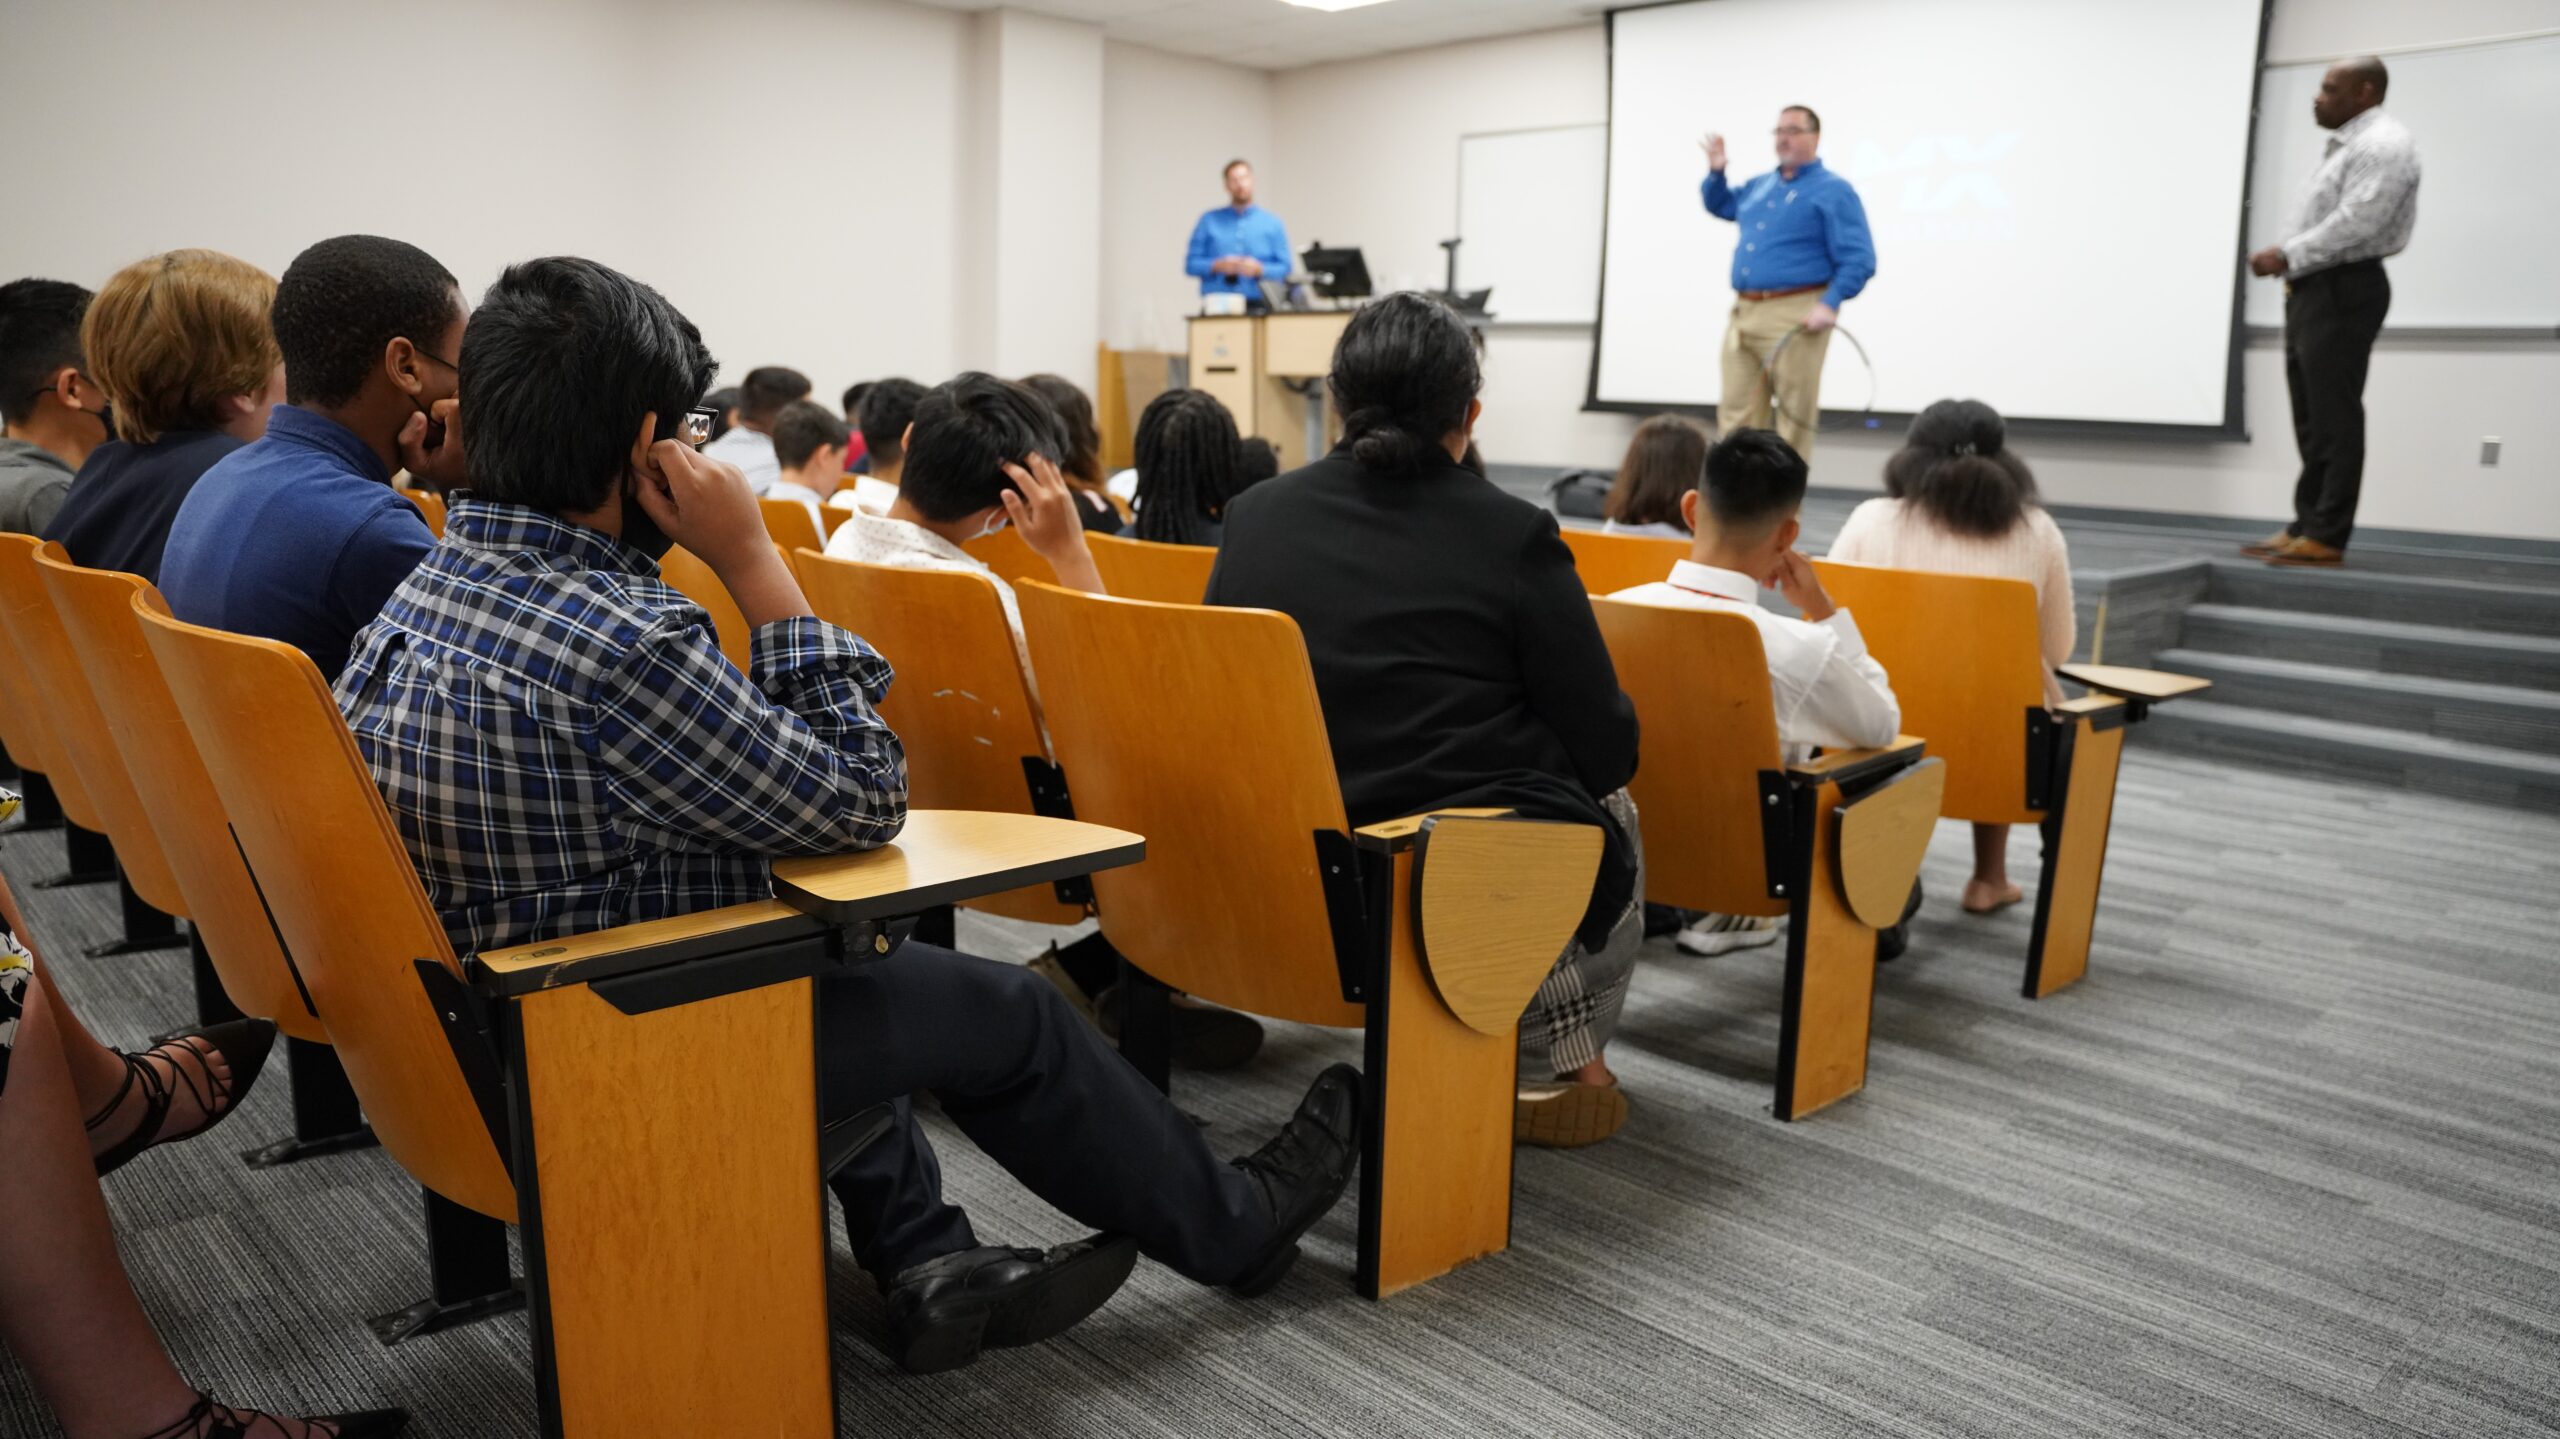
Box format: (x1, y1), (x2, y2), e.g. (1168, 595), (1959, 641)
(1095, 986), (1267, 1071)
(884, 1234), (1139, 1374)
(1875, 878), (1926, 964)
(1226, 1063), (1362, 1297)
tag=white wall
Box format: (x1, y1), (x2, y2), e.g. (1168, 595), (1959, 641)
(966, 9), (1106, 390)
(1099, 41), (1276, 353)
(1269, 6), (2560, 540)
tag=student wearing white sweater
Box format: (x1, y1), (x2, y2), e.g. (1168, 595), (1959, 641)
(1826, 398), (2075, 916)
(1613, 427), (1901, 956)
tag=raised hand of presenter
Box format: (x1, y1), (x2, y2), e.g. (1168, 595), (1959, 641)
(1700, 131), (1727, 172)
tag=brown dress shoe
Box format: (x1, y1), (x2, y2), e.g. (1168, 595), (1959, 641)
(2266, 536), (2346, 566)
(2239, 527), (2295, 557)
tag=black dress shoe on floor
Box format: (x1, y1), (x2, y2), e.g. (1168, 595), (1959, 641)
(1225, 1063), (1363, 1297)
(884, 1234), (1140, 1374)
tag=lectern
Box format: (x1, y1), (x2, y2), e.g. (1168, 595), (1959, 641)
(1187, 311), (1353, 470)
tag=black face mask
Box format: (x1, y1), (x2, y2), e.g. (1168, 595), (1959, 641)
(619, 473), (675, 562)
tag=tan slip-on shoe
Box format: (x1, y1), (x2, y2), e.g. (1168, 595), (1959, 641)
(1515, 1081), (1629, 1148)
(2266, 536), (2346, 566)
(2239, 527), (2296, 557)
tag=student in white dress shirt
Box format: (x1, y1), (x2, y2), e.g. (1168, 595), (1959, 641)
(1599, 413), (1705, 541)
(765, 400), (851, 525)
(1612, 427), (1900, 956)
(699, 364), (808, 495)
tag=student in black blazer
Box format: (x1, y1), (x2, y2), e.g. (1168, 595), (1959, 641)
(1205, 292), (1644, 1149)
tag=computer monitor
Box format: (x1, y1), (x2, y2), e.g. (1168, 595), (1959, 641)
(1300, 245), (1372, 301)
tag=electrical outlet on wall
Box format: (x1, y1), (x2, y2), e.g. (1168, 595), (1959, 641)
(2481, 437), (2502, 466)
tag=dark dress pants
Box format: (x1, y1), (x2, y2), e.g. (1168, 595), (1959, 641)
(816, 942), (1275, 1286)
(2283, 259), (2391, 549)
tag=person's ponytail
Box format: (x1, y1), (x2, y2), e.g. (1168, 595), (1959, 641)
(1326, 293), (1481, 475)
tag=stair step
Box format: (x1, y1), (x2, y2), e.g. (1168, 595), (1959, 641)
(2177, 605), (2560, 692)
(2204, 561), (2560, 637)
(2152, 649), (2560, 756)
(2136, 702), (2560, 811)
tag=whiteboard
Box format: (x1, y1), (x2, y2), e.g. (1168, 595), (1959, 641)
(1456, 125), (1607, 324)
(2246, 34), (2560, 330)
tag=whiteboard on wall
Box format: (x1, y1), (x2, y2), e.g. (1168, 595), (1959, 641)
(2247, 34), (2560, 331)
(1456, 125), (1606, 325)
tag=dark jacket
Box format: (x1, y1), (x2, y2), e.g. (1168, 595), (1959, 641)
(1205, 449), (1639, 946)
(43, 430), (242, 583)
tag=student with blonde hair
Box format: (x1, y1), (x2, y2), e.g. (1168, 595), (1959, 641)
(41, 249), (284, 582)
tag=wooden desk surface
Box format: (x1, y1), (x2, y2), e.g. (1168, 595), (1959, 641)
(1787, 736), (1927, 788)
(2056, 663), (2213, 704)
(772, 809), (1144, 923)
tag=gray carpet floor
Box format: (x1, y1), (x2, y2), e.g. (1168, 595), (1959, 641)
(3, 746), (2557, 1438)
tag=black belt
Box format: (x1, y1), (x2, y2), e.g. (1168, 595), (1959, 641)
(2291, 257), (2383, 285)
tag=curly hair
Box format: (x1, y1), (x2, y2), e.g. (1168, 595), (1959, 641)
(1132, 389), (1242, 545)
(271, 235), (461, 409)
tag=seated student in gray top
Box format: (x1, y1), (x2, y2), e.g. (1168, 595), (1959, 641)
(1612, 428), (1899, 957)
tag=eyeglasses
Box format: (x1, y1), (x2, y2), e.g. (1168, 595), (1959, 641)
(413, 348), (463, 379)
(1772, 126), (1815, 137)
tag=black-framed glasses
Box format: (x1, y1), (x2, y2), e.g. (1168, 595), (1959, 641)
(413, 349), (463, 379)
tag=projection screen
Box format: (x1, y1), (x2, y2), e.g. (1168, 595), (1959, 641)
(1592, 0), (2266, 434)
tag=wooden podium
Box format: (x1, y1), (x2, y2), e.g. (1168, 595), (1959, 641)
(1188, 311), (1353, 470)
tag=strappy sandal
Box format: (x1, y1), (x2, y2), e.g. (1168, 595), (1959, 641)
(86, 1018), (277, 1176)
(136, 1393), (407, 1439)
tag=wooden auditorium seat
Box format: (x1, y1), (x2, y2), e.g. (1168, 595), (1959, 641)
(654, 544), (759, 669)
(0, 538), (187, 958)
(1017, 580), (1602, 1298)
(0, 537), (102, 854)
(1558, 526), (1688, 596)
(1083, 531), (1216, 604)
(1590, 597), (1943, 1119)
(41, 559), (380, 1167)
(141, 599), (1143, 1433)
(1811, 560), (2208, 998)
(795, 550), (1085, 925)
(959, 524), (1048, 585)
(396, 485), (446, 536)
(758, 496), (827, 560)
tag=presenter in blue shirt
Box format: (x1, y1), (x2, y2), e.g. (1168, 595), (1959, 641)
(1700, 106), (1876, 460)
(1186, 159), (1293, 310)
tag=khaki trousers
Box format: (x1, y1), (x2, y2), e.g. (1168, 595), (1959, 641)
(1719, 288), (1831, 460)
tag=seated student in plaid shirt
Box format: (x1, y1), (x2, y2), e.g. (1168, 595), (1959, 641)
(333, 256), (1359, 1374)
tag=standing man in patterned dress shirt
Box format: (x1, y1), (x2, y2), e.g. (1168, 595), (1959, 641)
(1699, 106), (1877, 462)
(2245, 56), (2420, 568)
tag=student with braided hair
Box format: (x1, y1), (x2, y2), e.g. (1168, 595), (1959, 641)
(1205, 292), (1645, 1149)
(1130, 388), (1245, 547)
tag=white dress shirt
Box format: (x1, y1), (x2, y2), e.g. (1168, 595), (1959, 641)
(766, 478), (827, 530)
(2282, 108), (2420, 278)
(1611, 559), (1900, 763)
(1602, 519), (1690, 540)
(702, 426), (783, 496)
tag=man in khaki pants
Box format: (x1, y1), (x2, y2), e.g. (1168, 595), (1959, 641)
(1700, 106), (1876, 460)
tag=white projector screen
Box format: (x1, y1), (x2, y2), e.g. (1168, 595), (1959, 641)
(1592, 0), (2265, 433)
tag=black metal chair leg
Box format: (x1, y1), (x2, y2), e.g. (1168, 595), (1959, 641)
(84, 870), (187, 957)
(39, 821), (117, 887)
(240, 1038), (379, 1167)
(368, 1189), (525, 1344)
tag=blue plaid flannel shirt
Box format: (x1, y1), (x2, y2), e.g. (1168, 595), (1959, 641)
(334, 496), (907, 959)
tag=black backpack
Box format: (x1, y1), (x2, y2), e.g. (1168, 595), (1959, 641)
(1545, 468), (1613, 521)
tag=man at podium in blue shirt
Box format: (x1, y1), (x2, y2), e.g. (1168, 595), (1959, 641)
(1187, 159), (1293, 309)
(1700, 106), (1876, 461)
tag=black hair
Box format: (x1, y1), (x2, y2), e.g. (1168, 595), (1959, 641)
(1132, 389), (1243, 546)
(899, 372), (1057, 524)
(736, 365), (811, 427)
(1605, 414), (1708, 531)
(1883, 398), (2039, 538)
(1784, 104), (1822, 133)
(458, 256), (716, 514)
(1327, 291), (1481, 474)
(1018, 373), (1103, 487)
(2341, 56), (2389, 99)
(0, 278), (93, 426)
(269, 235), (461, 409)
(859, 377), (926, 464)
(772, 398), (850, 471)
(1235, 435), (1280, 487)
(841, 381), (871, 422)
(1701, 428), (1808, 532)
(701, 386), (740, 441)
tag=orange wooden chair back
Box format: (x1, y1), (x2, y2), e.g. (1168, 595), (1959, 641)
(138, 604), (516, 1222)
(16, 543), (188, 915)
(45, 570), (326, 1038)
(0, 534), (99, 825)
(1589, 598), (1789, 918)
(795, 551), (1082, 924)
(1812, 560), (2046, 823)
(397, 486), (447, 536)
(1559, 527), (1687, 597)
(959, 525), (1048, 585)
(656, 546), (756, 669)
(759, 498), (826, 559)
(1018, 582), (1362, 1028)
(1083, 532), (1216, 604)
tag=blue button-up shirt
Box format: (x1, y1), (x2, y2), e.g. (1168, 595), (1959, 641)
(1186, 204), (1293, 298)
(1701, 158), (1877, 309)
(334, 496), (907, 959)
(161, 405), (436, 680)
